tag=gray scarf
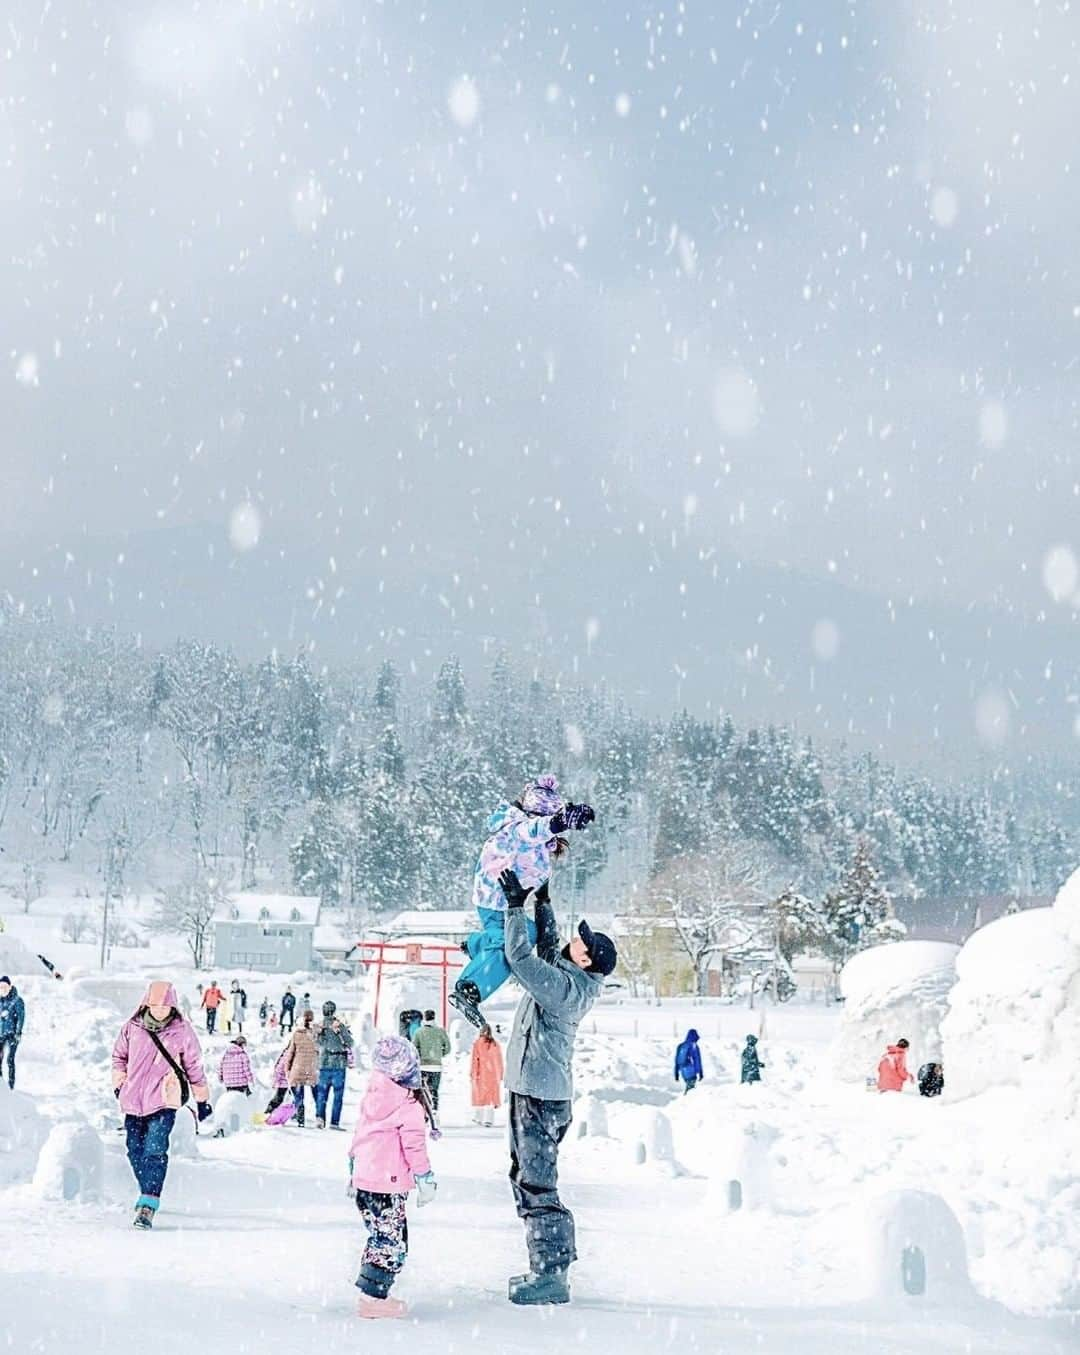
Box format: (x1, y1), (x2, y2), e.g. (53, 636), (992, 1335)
(140, 1009), (174, 1034)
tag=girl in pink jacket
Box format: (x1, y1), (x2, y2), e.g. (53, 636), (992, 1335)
(112, 980), (210, 1228)
(218, 1035), (253, 1093)
(348, 1036), (437, 1320)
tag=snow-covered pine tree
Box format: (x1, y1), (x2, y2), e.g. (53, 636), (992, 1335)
(823, 837), (903, 966)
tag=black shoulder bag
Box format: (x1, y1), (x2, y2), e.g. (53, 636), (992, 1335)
(146, 1028), (191, 1106)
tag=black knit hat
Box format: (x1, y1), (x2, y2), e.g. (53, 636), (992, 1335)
(577, 920), (617, 978)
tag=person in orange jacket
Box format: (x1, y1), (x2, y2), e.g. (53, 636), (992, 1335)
(877, 1037), (914, 1092)
(201, 981), (224, 1035)
(470, 1024), (504, 1126)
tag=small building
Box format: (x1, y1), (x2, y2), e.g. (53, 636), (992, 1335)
(375, 910), (475, 946)
(313, 919), (361, 975)
(213, 894), (320, 973)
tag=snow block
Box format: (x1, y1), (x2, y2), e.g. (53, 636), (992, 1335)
(858, 1190), (972, 1304)
(212, 1090), (251, 1138)
(0, 1089), (49, 1188)
(32, 1122), (104, 1203)
(169, 1106), (199, 1158)
(576, 1093), (608, 1139)
(706, 1121), (779, 1213)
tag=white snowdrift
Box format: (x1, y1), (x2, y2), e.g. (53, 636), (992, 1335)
(832, 941), (960, 1083)
(0, 933), (40, 978)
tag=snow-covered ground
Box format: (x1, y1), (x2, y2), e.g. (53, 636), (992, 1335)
(0, 948), (1077, 1353)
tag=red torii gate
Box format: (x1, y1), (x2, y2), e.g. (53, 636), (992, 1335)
(348, 939), (466, 1030)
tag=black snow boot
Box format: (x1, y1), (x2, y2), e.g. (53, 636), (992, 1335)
(509, 1269), (570, 1306)
(448, 981), (485, 1030)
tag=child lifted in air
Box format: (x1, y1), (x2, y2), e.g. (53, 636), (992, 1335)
(448, 774), (595, 1029)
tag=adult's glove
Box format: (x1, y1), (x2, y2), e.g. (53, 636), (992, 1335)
(533, 880), (550, 906)
(415, 1171), (438, 1207)
(499, 868), (529, 910)
(550, 803), (595, 834)
(196, 1100), (214, 1122)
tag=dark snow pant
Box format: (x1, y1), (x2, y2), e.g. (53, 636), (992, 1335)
(265, 1087), (288, 1115)
(315, 1067), (346, 1126)
(291, 1085), (312, 1126)
(421, 1070), (442, 1112)
(0, 1036), (18, 1089)
(509, 1093), (576, 1275)
(205, 1008), (217, 1034)
(682, 1074), (699, 1094)
(354, 1190), (409, 1297)
(125, 1109), (177, 1207)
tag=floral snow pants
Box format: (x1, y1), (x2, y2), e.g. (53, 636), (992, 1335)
(354, 1190), (409, 1298)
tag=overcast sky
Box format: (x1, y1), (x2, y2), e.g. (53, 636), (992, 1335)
(3, 1), (1079, 763)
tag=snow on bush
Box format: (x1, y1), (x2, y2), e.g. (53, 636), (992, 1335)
(832, 942), (960, 1084)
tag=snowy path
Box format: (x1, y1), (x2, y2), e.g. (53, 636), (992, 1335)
(2, 1082), (1075, 1355)
(1, 985), (1076, 1353)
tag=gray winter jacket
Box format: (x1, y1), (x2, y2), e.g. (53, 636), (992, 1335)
(503, 899), (602, 1102)
(317, 1021), (354, 1071)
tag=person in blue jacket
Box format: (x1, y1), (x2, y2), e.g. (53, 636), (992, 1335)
(674, 1028), (703, 1092)
(0, 976), (27, 1090)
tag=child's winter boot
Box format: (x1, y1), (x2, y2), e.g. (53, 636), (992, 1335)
(508, 1269), (570, 1305)
(356, 1295), (407, 1320)
(448, 980), (484, 1030)
(132, 1200), (157, 1230)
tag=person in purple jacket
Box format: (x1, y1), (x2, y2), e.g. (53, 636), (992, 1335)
(112, 980), (211, 1229)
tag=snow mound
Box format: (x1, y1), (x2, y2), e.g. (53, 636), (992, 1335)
(940, 907), (1071, 1101)
(833, 942), (960, 1083)
(855, 1189), (973, 1305)
(0, 933), (40, 978)
(0, 1090), (48, 1188)
(32, 1121), (104, 1203)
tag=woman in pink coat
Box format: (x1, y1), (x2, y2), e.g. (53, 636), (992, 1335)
(877, 1037), (914, 1093)
(348, 1036), (437, 1320)
(470, 1024), (504, 1126)
(112, 980), (210, 1229)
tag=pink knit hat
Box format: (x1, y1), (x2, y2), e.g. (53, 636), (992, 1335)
(143, 981), (179, 1009)
(372, 1036), (421, 1089)
(521, 773), (563, 817)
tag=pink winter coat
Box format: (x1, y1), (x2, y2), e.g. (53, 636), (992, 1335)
(112, 986), (208, 1118)
(271, 1051), (290, 1090)
(349, 1070), (431, 1194)
(219, 1043), (253, 1089)
(877, 1044), (914, 1093)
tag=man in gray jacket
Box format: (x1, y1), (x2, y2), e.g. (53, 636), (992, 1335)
(499, 867), (617, 1306)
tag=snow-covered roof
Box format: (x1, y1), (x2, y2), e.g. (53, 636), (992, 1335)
(215, 894), (320, 926)
(377, 910), (474, 938)
(313, 921), (356, 951)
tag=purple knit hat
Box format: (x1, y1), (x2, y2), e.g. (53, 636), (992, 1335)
(372, 1035), (421, 1089)
(521, 773), (563, 817)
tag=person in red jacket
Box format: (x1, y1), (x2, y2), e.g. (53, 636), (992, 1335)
(877, 1037), (914, 1093)
(201, 981), (224, 1035)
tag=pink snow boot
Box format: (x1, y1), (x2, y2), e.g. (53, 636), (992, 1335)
(357, 1294), (407, 1319)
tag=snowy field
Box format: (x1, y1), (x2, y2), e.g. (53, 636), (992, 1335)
(1, 935), (1077, 1354)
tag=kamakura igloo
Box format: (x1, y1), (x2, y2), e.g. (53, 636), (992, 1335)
(941, 868), (1080, 1110)
(832, 941), (960, 1084)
